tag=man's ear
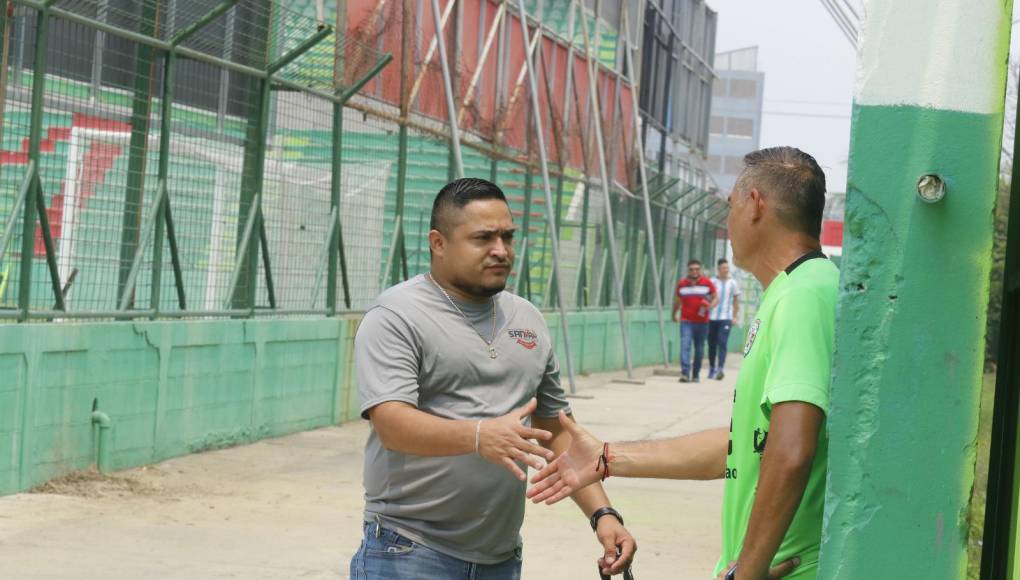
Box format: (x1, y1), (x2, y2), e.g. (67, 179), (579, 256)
(428, 229), (445, 258)
(748, 187), (766, 220)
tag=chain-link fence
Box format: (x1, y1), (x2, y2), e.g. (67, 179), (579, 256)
(0, 0), (726, 322)
(0, 0), (391, 320)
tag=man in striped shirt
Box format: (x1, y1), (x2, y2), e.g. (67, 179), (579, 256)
(709, 258), (742, 380)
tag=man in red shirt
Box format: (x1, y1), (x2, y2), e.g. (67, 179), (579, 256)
(672, 260), (718, 382)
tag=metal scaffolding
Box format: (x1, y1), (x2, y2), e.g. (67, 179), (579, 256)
(0, 0), (726, 372)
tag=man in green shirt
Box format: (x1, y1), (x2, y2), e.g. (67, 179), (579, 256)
(527, 147), (838, 580)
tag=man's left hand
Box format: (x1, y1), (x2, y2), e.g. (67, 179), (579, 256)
(714, 558), (800, 580)
(595, 516), (636, 576)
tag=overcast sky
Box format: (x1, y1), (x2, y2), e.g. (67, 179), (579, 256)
(706, 1), (1020, 193)
(707, 0), (857, 191)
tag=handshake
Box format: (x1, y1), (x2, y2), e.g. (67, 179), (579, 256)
(475, 400), (608, 503)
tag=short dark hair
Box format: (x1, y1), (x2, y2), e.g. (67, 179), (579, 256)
(717, 258), (728, 266)
(735, 147), (826, 239)
(688, 259), (702, 267)
(430, 178), (509, 234)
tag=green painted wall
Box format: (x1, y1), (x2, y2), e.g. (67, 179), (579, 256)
(0, 308), (665, 496)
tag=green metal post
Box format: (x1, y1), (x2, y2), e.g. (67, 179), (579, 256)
(702, 223), (713, 270)
(163, 198), (186, 308)
(577, 181), (591, 307)
(117, 0), (158, 307)
(389, 0), (412, 286)
(677, 215), (687, 270)
(521, 162), (534, 301)
(818, 1), (1012, 577)
(337, 213), (351, 308)
(659, 207), (670, 299)
(33, 177), (64, 310)
(234, 0), (272, 309)
(547, 173), (565, 308)
(258, 215), (275, 308)
(687, 218), (699, 263)
(118, 181), (165, 310)
(150, 51), (175, 314)
(17, 4), (51, 320)
(416, 210), (425, 275)
(245, 79), (271, 310)
(0, 167), (33, 267)
(391, 122), (409, 285)
(628, 198), (642, 304)
(618, 197), (630, 303)
(327, 101), (342, 314)
(327, 0), (346, 312)
(446, 0), (460, 183)
(224, 194), (260, 310)
(0, 0), (9, 188)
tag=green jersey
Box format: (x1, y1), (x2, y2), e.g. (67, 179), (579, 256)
(713, 256), (839, 579)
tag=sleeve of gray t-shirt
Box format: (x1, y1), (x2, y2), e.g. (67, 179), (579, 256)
(534, 326), (571, 419)
(356, 306), (421, 420)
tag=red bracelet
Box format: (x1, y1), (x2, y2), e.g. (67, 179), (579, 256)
(595, 442), (610, 481)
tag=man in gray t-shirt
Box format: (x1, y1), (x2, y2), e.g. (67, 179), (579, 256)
(350, 178), (636, 579)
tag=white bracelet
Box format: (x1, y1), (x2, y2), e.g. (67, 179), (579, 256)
(474, 420), (483, 454)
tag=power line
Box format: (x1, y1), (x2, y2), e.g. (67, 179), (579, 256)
(818, 0), (859, 47)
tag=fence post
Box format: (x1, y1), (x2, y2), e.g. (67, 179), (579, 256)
(234, 3), (273, 310)
(389, 0), (413, 287)
(0, 0), (11, 187)
(18, 3), (53, 320)
(117, 0), (159, 309)
(328, 102), (343, 314)
(149, 51), (174, 315)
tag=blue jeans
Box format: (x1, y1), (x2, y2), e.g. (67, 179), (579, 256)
(708, 320), (733, 372)
(680, 321), (709, 378)
(350, 521), (522, 580)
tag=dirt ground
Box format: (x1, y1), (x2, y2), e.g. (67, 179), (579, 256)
(0, 364), (737, 579)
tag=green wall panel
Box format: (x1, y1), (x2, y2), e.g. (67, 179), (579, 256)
(0, 308), (664, 495)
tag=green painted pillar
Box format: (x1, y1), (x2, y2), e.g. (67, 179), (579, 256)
(819, 1), (1012, 577)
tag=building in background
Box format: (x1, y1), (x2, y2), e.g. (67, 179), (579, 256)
(703, 47), (765, 336)
(706, 46), (764, 193)
(638, 0), (724, 291)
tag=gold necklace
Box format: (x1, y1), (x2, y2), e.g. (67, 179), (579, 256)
(427, 273), (498, 359)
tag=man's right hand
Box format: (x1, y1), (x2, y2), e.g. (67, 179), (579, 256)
(526, 410), (605, 504)
(477, 398), (555, 481)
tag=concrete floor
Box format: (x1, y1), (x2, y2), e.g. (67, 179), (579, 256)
(0, 362), (738, 579)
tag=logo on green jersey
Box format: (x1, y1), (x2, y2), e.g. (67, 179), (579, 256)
(743, 319), (761, 356)
(753, 428), (768, 455)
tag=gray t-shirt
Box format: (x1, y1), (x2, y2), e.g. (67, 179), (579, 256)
(356, 274), (571, 564)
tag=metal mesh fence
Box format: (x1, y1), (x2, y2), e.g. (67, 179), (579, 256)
(0, 0), (725, 322)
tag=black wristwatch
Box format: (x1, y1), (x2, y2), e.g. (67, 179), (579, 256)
(589, 506), (624, 531)
(724, 564), (737, 580)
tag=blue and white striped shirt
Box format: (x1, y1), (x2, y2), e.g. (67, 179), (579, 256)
(710, 277), (741, 321)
